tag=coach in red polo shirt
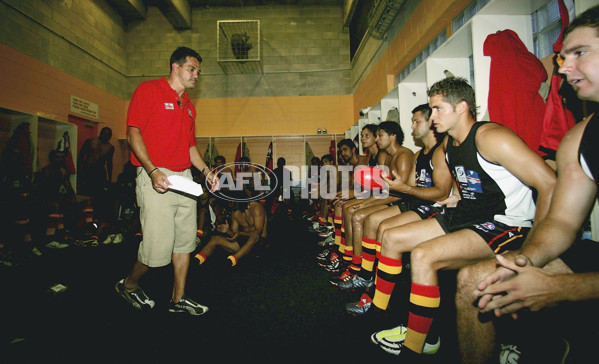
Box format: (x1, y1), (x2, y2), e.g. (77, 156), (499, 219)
(115, 47), (216, 316)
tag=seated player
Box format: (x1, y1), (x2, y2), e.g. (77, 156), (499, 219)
(333, 121), (414, 277)
(32, 149), (77, 249)
(367, 77), (556, 359)
(195, 198), (267, 267)
(339, 104), (452, 317)
(457, 8), (599, 363)
(318, 138), (370, 271)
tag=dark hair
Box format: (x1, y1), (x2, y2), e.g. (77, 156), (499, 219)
(361, 123), (379, 135)
(564, 5), (599, 38)
(169, 47), (202, 72)
(337, 138), (356, 150)
(277, 157), (286, 167)
(378, 121), (404, 145)
(233, 201), (250, 212)
(321, 154), (334, 163)
(229, 192), (250, 212)
(428, 77), (477, 119)
(411, 104), (432, 121)
(215, 155), (225, 164)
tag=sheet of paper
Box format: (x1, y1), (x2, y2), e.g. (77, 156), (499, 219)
(167, 175), (203, 197)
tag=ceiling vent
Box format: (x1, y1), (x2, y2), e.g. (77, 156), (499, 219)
(368, 0), (407, 40)
(217, 20), (262, 74)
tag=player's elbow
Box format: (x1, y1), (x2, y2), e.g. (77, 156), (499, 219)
(536, 174), (557, 201)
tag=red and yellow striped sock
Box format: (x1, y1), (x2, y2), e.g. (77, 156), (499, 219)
(349, 254), (362, 274)
(83, 205), (94, 224)
(333, 217), (342, 247)
(375, 239), (382, 259)
(405, 283), (440, 354)
(372, 255), (402, 310)
(318, 216), (326, 226)
(338, 242), (346, 256)
(197, 229), (204, 237)
(57, 214), (64, 230)
(46, 213), (60, 237)
(343, 244), (353, 263)
(194, 252), (207, 264)
(340, 224), (346, 247)
(360, 237), (377, 273)
(227, 255), (238, 266)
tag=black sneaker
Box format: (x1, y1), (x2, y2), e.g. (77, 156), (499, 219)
(316, 248), (333, 262)
(329, 269), (355, 286)
(345, 293), (373, 316)
(169, 296), (209, 316)
(318, 252), (339, 267)
(115, 279), (155, 310)
(324, 257), (348, 273)
(338, 274), (374, 292)
(317, 225), (334, 237)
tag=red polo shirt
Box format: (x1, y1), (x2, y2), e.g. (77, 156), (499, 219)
(127, 77), (196, 172)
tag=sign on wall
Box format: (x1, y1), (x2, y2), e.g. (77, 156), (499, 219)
(70, 96), (98, 119)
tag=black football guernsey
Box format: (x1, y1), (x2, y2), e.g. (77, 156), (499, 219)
(579, 116), (598, 184)
(446, 122), (536, 227)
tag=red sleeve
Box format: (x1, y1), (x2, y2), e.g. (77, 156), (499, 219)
(127, 81), (153, 131)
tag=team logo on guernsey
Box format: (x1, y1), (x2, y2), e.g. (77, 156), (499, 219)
(164, 103), (175, 110)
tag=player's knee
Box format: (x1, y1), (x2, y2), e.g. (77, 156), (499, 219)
(342, 203), (350, 213)
(410, 246), (433, 270)
(206, 237), (220, 246)
(457, 264), (478, 293)
(248, 233), (260, 244)
(352, 211), (365, 224)
(380, 229), (390, 246)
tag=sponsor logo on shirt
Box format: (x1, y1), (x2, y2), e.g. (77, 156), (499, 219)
(165, 103), (174, 110)
(454, 166), (484, 198)
(466, 171), (483, 192)
(455, 166), (467, 183)
(417, 169), (433, 187)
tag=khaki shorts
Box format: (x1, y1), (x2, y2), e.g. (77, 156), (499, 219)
(136, 167), (197, 267)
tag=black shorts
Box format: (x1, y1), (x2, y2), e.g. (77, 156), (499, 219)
(388, 200), (402, 208)
(435, 209), (530, 254)
(396, 200), (445, 220)
(410, 203), (445, 220)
